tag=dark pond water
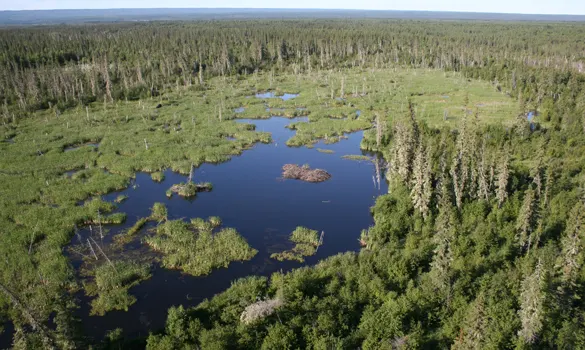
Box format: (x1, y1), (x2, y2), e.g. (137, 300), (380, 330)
(0, 321), (14, 348)
(69, 116), (387, 342)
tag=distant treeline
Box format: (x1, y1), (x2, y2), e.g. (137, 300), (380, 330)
(1, 20), (585, 123)
(3, 9), (585, 26)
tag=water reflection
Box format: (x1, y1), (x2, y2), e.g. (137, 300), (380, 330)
(255, 92), (299, 101)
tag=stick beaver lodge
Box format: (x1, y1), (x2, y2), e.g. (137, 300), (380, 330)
(282, 164), (331, 183)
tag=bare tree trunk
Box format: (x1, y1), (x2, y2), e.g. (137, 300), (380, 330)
(89, 237), (116, 272)
(87, 239), (98, 260)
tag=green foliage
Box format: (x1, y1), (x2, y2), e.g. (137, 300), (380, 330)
(85, 261), (151, 316)
(151, 172), (165, 183)
(168, 182), (213, 198)
(127, 217), (149, 236)
(145, 219), (257, 276)
(150, 119), (585, 348)
(3, 17), (585, 348)
(113, 194), (128, 203)
(150, 203), (167, 221)
(271, 226), (321, 263)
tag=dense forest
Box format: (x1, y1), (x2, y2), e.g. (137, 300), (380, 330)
(1, 20), (585, 117)
(1, 18), (585, 349)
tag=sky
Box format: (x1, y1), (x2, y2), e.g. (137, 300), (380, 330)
(1, 0), (584, 15)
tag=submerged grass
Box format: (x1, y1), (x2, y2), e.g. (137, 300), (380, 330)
(145, 218), (257, 276)
(342, 155), (372, 162)
(316, 148), (335, 154)
(271, 227), (322, 263)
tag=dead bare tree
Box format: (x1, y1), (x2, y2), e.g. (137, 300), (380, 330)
(0, 281), (56, 349)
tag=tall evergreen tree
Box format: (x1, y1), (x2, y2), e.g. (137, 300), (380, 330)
(518, 259), (547, 345)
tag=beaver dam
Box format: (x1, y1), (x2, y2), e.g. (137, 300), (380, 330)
(282, 164), (332, 183)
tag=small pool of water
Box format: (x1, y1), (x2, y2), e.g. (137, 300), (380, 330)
(234, 107), (245, 113)
(70, 116), (387, 342)
(255, 92), (299, 101)
(64, 143), (99, 152)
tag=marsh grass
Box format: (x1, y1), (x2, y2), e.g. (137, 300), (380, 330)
(145, 218), (257, 276)
(168, 182), (212, 198)
(127, 218), (149, 236)
(0, 67), (515, 324)
(150, 203), (168, 222)
(271, 227), (322, 263)
(84, 261), (151, 316)
(113, 195), (128, 203)
(151, 172), (165, 183)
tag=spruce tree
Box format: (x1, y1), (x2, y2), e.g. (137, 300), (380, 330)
(496, 149), (509, 207)
(518, 259), (546, 345)
(516, 188), (538, 250)
(556, 202), (585, 291)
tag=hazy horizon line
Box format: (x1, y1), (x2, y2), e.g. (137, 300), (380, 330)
(1, 7), (584, 16)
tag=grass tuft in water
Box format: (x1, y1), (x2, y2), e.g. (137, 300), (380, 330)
(168, 182), (212, 198)
(145, 218), (257, 276)
(85, 261), (151, 316)
(271, 226), (323, 263)
(151, 172), (165, 183)
(127, 217), (149, 236)
(151, 203), (168, 222)
(114, 194), (128, 204)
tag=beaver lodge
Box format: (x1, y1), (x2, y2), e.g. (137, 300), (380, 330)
(282, 164), (331, 183)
